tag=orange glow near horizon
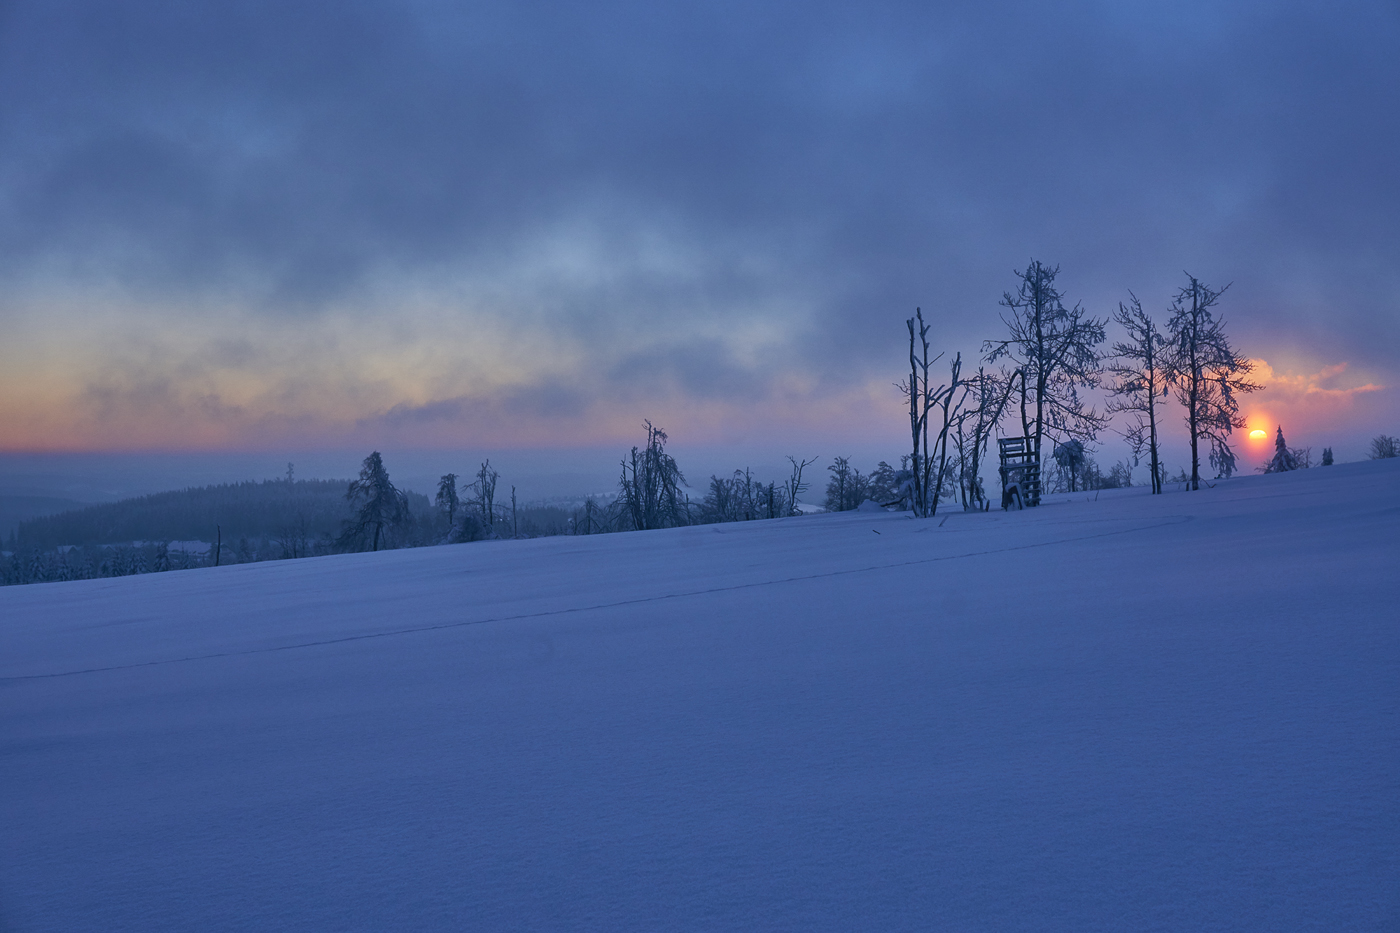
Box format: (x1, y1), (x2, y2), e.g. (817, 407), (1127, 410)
(0, 319), (1390, 455)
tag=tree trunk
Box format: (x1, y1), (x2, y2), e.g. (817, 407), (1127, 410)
(1149, 402), (1161, 495)
(1187, 289), (1201, 491)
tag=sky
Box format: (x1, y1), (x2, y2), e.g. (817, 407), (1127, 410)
(1, 0), (1397, 495)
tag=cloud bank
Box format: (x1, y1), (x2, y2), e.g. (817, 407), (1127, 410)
(1, 0), (1396, 453)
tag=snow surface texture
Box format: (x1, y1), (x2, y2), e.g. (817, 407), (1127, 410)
(3, 461), (1397, 932)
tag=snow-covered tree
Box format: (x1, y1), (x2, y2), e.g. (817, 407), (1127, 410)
(900, 309), (968, 516)
(472, 461), (500, 531)
(867, 460), (910, 509)
(1165, 274), (1259, 491)
(783, 456), (818, 516)
(1263, 426), (1301, 473)
(901, 309), (945, 516)
(823, 457), (869, 511)
(618, 421), (690, 530)
(948, 367), (1005, 511)
(436, 473), (459, 530)
(699, 469), (792, 524)
(342, 451), (408, 552)
(984, 260), (1107, 492)
(1106, 293), (1168, 494)
(1052, 440), (1087, 492)
(1210, 441), (1238, 479)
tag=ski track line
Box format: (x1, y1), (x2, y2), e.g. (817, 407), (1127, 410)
(2, 516), (1192, 683)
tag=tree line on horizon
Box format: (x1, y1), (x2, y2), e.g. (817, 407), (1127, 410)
(5, 260), (1395, 587)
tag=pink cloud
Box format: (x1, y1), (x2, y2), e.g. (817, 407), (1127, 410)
(1251, 360), (1384, 404)
(1239, 359), (1392, 456)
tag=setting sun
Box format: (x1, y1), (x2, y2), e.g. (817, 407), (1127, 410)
(1249, 429), (1267, 439)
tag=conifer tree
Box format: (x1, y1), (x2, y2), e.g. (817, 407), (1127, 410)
(1263, 426), (1301, 473)
(343, 451), (408, 551)
(436, 473), (460, 530)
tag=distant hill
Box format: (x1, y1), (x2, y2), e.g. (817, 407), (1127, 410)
(0, 495), (94, 539)
(14, 479), (432, 549)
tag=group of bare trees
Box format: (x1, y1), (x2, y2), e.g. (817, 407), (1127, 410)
(898, 260), (1111, 516)
(902, 261), (1259, 513)
(613, 423), (819, 529)
(435, 460), (518, 542)
(901, 309), (1010, 516)
(429, 421), (824, 542)
(520, 424), (820, 534)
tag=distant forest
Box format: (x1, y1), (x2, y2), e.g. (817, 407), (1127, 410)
(1, 470), (600, 586)
(13, 479), (429, 551)
(1, 438), (825, 586)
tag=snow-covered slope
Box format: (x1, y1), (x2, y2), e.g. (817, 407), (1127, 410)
(3, 461), (1398, 931)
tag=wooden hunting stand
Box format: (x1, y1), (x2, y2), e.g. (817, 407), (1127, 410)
(998, 436), (1041, 510)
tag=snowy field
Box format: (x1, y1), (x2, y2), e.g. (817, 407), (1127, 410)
(2, 460), (1397, 931)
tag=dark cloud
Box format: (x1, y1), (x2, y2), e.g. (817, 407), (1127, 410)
(377, 378), (593, 428)
(608, 339), (769, 400)
(1, 0), (1396, 389)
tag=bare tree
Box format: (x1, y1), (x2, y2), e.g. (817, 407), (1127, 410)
(902, 309), (938, 516)
(1164, 275), (1259, 491)
(275, 511), (311, 559)
(984, 261), (1107, 499)
(703, 471), (743, 522)
(824, 457), (871, 512)
(784, 456), (818, 516)
(1369, 435), (1399, 459)
(900, 309), (964, 517)
(762, 481), (782, 519)
(1106, 294), (1168, 494)
(574, 497), (609, 535)
(928, 352), (965, 511)
(948, 367), (1019, 511)
(472, 460), (500, 531)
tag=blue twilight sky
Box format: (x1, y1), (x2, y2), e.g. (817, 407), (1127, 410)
(0, 0), (1396, 491)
